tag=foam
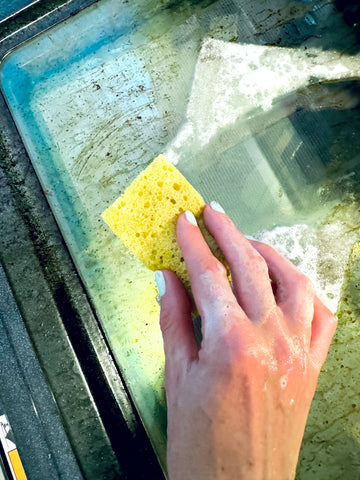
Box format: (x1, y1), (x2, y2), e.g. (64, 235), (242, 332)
(255, 217), (359, 313)
(165, 38), (359, 162)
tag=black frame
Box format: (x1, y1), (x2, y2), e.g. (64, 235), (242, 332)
(0, 1), (165, 479)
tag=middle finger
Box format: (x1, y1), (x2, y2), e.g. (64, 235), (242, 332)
(203, 202), (276, 321)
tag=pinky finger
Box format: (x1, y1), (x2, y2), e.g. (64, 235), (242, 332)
(310, 296), (337, 369)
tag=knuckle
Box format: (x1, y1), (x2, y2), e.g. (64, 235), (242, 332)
(201, 254), (227, 278)
(238, 249), (270, 281)
(274, 334), (294, 361)
(274, 330), (309, 373)
(221, 324), (254, 363)
(213, 257), (228, 277)
(159, 308), (174, 334)
(296, 274), (314, 296)
(251, 251), (269, 273)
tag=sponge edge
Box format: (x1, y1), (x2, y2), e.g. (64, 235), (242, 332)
(102, 155), (211, 288)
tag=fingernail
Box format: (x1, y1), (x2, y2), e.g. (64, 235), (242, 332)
(210, 201), (225, 213)
(155, 270), (166, 298)
(185, 210), (197, 226)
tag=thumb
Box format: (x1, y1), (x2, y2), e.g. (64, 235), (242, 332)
(156, 270), (198, 397)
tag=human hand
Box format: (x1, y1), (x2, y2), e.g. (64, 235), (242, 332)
(156, 202), (337, 480)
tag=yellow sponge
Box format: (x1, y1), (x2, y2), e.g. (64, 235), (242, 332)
(102, 155), (210, 288)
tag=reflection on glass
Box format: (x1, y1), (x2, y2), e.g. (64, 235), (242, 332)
(1, 0), (360, 474)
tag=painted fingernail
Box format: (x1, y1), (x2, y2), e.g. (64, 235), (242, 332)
(185, 210), (197, 226)
(155, 270), (166, 298)
(210, 201), (225, 213)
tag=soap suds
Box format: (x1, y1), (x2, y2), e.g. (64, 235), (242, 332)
(254, 199), (360, 313)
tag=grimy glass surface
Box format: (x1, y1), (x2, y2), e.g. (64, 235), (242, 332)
(1, 0), (360, 475)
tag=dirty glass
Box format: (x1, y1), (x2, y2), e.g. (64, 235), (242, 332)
(1, 0), (360, 475)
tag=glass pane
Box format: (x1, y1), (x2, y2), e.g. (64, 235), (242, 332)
(1, 0), (359, 471)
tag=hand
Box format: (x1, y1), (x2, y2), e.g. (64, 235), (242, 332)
(157, 202), (337, 480)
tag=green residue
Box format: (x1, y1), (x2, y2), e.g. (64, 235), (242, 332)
(298, 242), (360, 479)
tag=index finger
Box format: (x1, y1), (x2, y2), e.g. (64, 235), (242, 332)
(176, 211), (244, 341)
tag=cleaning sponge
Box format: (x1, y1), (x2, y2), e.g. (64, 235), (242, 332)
(102, 155), (208, 287)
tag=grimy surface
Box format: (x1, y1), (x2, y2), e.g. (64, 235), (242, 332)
(1, 0), (360, 475)
(298, 242), (360, 479)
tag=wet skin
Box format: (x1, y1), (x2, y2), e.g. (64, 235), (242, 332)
(157, 202), (337, 480)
